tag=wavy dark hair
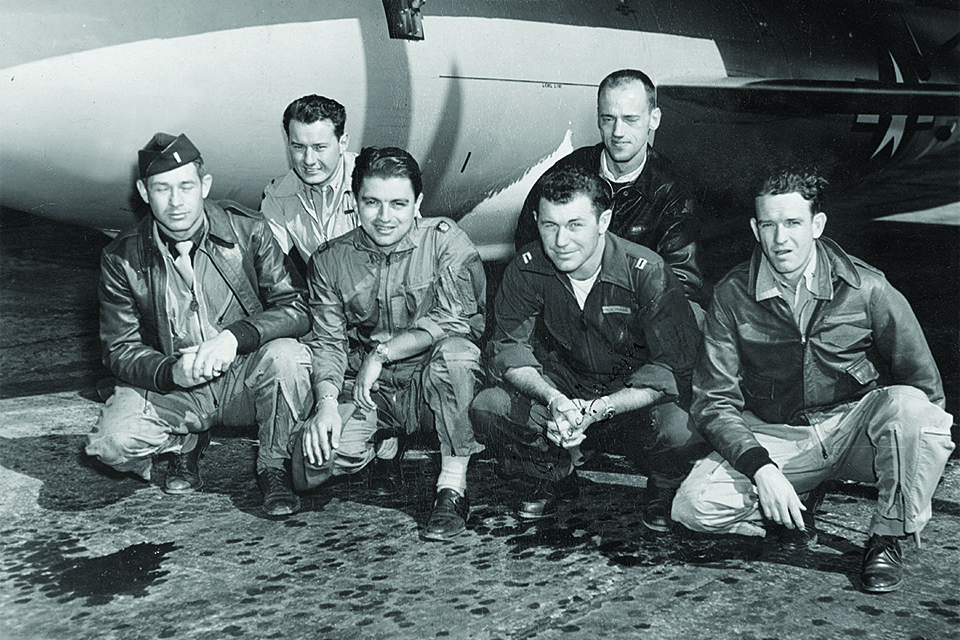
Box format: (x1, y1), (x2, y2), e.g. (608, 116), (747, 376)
(352, 146), (423, 198)
(538, 164), (611, 219)
(283, 95), (346, 138)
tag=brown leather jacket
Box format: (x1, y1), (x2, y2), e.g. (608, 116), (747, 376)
(98, 200), (309, 392)
(693, 237), (945, 477)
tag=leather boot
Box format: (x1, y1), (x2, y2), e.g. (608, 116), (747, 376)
(642, 478), (677, 533)
(164, 431), (211, 494)
(258, 467), (301, 517)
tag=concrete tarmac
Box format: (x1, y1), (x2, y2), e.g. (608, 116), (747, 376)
(1, 148), (959, 639)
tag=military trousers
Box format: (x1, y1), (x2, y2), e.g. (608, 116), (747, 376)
(85, 339), (312, 478)
(672, 385), (955, 539)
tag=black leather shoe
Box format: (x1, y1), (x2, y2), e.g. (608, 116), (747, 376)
(368, 456), (403, 497)
(861, 534), (903, 593)
(164, 431), (211, 494)
(422, 488), (469, 541)
(642, 479), (677, 533)
(258, 467), (301, 517)
(517, 472), (580, 520)
(772, 509), (818, 550)
(771, 484), (823, 550)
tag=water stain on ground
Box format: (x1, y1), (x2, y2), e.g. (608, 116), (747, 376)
(3, 535), (178, 606)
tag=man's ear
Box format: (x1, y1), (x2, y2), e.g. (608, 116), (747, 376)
(414, 192), (424, 218)
(339, 132), (350, 155)
(649, 107), (662, 131)
(812, 211), (827, 238)
(749, 217), (760, 243)
(598, 208), (612, 235)
(136, 179), (149, 205)
(201, 173), (213, 199)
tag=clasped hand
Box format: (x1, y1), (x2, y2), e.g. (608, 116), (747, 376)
(543, 395), (606, 449)
(173, 330), (239, 388)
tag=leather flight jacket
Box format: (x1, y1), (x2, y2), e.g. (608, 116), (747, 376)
(515, 144), (704, 302)
(99, 200), (310, 393)
(693, 237), (946, 472)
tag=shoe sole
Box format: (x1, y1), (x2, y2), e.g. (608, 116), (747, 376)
(262, 499), (301, 518)
(641, 518), (672, 533)
(779, 532), (818, 551)
(516, 509), (557, 520)
(420, 526), (466, 541)
(860, 578), (903, 594)
(163, 481), (202, 495)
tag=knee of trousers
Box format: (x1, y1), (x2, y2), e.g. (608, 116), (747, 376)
(671, 460), (759, 534)
(426, 337), (481, 383)
(868, 385), (953, 443)
(251, 339), (312, 383)
(469, 387), (515, 442)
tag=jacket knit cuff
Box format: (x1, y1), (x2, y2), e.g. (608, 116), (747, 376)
(225, 320), (261, 355)
(735, 446), (776, 482)
(156, 360), (177, 393)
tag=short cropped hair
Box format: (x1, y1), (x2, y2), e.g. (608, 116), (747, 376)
(538, 165), (611, 219)
(352, 146), (423, 198)
(755, 168), (829, 217)
(283, 95), (346, 138)
(598, 69), (657, 110)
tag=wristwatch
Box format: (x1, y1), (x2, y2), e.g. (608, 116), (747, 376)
(599, 396), (616, 421)
(371, 342), (390, 364)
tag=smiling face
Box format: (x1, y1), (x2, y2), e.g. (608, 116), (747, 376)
(537, 194), (611, 280)
(357, 176), (422, 251)
(597, 81), (661, 177)
(751, 192), (827, 287)
(287, 118), (348, 187)
(137, 162), (212, 240)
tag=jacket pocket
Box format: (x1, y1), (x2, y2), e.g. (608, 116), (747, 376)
(820, 324), (872, 350)
(845, 355), (880, 385)
(742, 370), (776, 401)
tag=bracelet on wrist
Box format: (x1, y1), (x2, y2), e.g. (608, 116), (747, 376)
(546, 393), (564, 411)
(319, 393), (338, 405)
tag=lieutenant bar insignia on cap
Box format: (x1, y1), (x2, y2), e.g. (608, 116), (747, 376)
(138, 132), (201, 179)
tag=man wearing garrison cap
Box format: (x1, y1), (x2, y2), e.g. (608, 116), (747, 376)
(86, 133), (313, 517)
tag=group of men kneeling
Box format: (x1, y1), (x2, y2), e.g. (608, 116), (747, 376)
(85, 70), (954, 594)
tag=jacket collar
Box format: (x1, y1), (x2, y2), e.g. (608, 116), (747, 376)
(138, 200), (237, 261)
(747, 236), (862, 299)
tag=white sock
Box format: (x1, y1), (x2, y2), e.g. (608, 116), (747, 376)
(436, 454), (470, 496)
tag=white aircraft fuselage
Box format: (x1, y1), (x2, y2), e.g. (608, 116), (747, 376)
(2, 1), (957, 259)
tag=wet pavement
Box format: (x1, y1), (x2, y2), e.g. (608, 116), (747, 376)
(1, 145), (959, 639)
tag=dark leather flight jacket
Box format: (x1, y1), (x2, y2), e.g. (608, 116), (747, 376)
(693, 237), (945, 475)
(98, 200), (310, 393)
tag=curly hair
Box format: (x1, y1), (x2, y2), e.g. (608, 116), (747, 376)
(755, 169), (829, 216)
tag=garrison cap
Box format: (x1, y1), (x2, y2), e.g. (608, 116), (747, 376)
(138, 133), (201, 179)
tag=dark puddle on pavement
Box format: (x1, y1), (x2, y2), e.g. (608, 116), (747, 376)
(2, 531), (178, 605)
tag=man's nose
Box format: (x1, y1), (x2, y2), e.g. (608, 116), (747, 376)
(303, 147), (318, 165)
(612, 118), (625, 137)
